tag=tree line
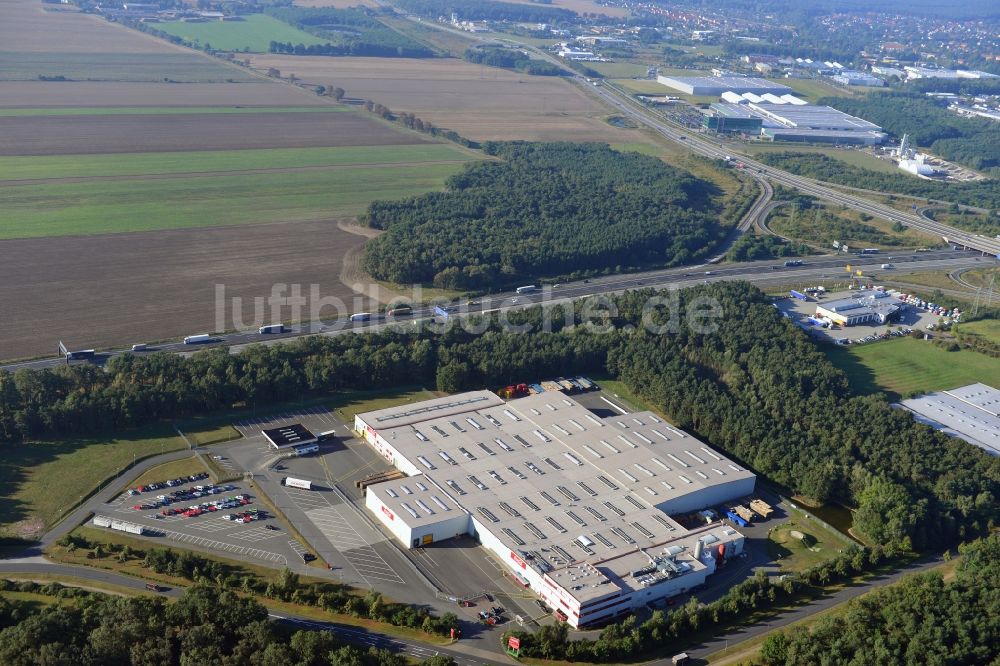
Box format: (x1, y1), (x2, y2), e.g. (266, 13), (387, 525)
(393, 0), (576, 23)
(264, 7), (435, 59)
(758, 533), (1000, 665)
(361, 142), (723, 289)
(56, 532), (458, 637)
(0, 580), (459, 666)
(463, 47), (563, 76)
(2, 282), (997, 552)
(820, 92), (1000, 173)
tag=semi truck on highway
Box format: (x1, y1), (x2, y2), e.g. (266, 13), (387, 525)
(65, 349), (96, 360)
(350, 313), (372, 322)
(258, 324), (285, 334)
(281, 477), (312, 490)
(516, 285), (537, 294)
(183, 334), (212, 344)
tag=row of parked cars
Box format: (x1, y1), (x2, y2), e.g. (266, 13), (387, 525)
(839, 328), (913, 346)
(128, 472), (211, 496)
(161, 494), (253, 518)
(131, 483), (239, 511)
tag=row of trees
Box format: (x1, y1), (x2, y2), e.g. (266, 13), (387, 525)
(358, 99), (477, 148)
(756, 151), (1000, 216)
(393, 0), (576, 23)
(821, 92), (1000, 173)
(361, 142), (723, 288)
(759, 534), (1000, 665)
(463, 47), (563, 76)
(264, 7), (434, 59)
(3, 283), (998, 549)
(58, 534), (458, 636)
(0, 581), (459, 666)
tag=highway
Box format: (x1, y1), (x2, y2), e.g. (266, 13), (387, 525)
(583, 80), (1000, 257)
(2, 249), (987, 373)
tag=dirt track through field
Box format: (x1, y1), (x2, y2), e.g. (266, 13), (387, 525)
(0, 111), (427, 155)
(0, 160), (471, 187)
(0, 219), (380, 360)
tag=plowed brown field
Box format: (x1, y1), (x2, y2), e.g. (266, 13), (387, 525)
(0, 81), (327, 108)
(0, 111), (428, 155)
(0, 220), (373, 359)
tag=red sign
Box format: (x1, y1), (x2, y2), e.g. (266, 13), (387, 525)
(381, 505), (395, 521)
(510, 551), (527, 569)
(508, 637), (521, 650)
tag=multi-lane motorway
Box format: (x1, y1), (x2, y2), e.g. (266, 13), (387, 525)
(3, 248), (987, 373)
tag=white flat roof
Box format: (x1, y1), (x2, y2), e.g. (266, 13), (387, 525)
(900, 383), (1000, 455)
(358, 392), (755, 602)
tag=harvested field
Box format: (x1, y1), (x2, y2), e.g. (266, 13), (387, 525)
(502, 0), (631, 17)
(246, 55), (642, 143)
(0, 0), (183, 54)
(0, 52), (256, 82)
(0, 220), (375, 360)
(0, 110), (428, 155)
(0, 81), (325, 108)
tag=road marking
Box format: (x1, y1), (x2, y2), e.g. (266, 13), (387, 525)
(600, 395), (629, 415)
(160, 527), (287, 564)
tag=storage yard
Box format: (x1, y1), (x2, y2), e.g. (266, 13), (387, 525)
(355, 390), (759, 628)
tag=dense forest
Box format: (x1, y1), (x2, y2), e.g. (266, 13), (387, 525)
(392, 0), (577, 23)
(2, 282), (997, 551)
(724, 231), (810, 261)
(759, 534), (1000, 666)
(821, 93), (1000, 173)
(756, 151), (1000, 218)
(264, 7), (434, 58)
(361, 142), (724, 289)
(463, 47), (562, 76)
(0, 581), (457, 666)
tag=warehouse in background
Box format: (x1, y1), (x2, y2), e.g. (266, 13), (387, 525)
(356, 390), (756, 628)
(656, 75), (793, 96)
(898, 383), (1000, 456)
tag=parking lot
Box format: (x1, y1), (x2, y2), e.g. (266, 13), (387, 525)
(98, 478), (300, 566)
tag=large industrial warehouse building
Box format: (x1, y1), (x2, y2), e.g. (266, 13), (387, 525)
(656, 75), (792, 96)
(356, 391), (755, 628)
(704, 101), (886, 145)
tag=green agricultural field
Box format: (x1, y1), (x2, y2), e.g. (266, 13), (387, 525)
(0, 106), (347, 117)
(824, 336), (1000, 400)
(0, 426), (188, 540)
(0, 145), (476, 239)
(0, 143), (471, 181)
(156, 15), (326, 53)
(611, 78), (674, 94)
(776, 77), (857, 103)
(588, 61), (651, 78)
(0, 52), (255, 82)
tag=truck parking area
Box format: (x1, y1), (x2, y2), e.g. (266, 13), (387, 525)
(775, 289), (940, 344)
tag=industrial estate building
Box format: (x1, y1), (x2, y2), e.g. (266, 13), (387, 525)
(356, 391), (755, 628)
(656, 75), (792, 96)
(703, 100), (886, 145)
(814, 289), (904, 326)
(262, 424), (317, 450)
(899, 383), (1000, 456)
